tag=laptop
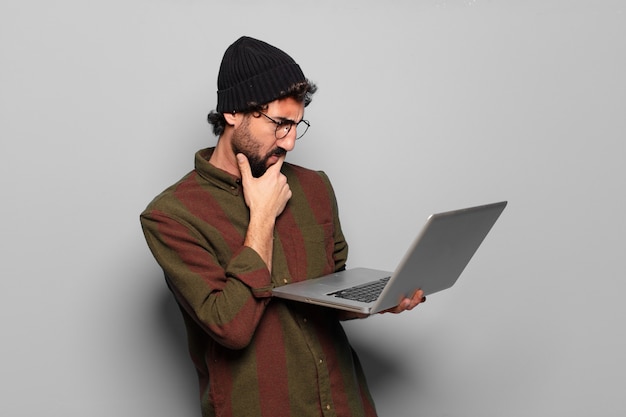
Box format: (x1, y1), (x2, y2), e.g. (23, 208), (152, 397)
(272, 201), (507, 314)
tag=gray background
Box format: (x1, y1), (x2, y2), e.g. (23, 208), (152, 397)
(1, 0), (625, 416)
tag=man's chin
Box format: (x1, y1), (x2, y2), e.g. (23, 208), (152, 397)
(249, 160), (268, 178)
(250, 150), (286, 177)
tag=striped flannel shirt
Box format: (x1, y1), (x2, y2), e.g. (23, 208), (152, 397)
(140, 148), (378, 417)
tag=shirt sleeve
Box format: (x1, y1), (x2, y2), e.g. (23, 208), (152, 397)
(140, 209), (271, 350)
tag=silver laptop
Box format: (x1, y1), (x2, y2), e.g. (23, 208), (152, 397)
(272, 201), (507, 314)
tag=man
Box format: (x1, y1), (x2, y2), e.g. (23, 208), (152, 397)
(140, 36), (425, 417)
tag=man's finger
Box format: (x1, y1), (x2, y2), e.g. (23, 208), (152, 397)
(267, 153), (286, 174)
(236, 153), (252, 180)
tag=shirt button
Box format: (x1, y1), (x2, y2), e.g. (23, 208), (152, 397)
(326, 404), (331, 410)
(303, 318), (307, 323)
(283, 278), (288, 284)
(319, 359), (323, 364)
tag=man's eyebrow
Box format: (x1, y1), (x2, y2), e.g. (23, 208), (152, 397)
(275, 116), (298, 124)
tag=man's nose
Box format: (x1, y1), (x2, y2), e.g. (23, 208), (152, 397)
(277, 130), (296, 151)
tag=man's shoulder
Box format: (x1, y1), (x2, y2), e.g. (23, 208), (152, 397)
(283, 162), (330, 183)
(282, 162), (337, 207)
(141, 170), (199, 213)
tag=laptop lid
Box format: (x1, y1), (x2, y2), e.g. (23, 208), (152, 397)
(272, 201), (507, 314)
(371, 200), (507, 312)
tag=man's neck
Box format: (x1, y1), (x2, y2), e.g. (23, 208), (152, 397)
(209, 134), (240, 178)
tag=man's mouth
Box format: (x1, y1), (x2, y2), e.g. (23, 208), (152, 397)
(267, 148), (286, 163)
(272, 148), (287, 158)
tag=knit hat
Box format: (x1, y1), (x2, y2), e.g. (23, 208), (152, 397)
(216, 36), (307, 113)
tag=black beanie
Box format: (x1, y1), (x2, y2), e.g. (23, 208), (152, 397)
(216, 36), (307, 113)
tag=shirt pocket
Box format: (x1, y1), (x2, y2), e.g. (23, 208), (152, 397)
(299, 222), (335, 280)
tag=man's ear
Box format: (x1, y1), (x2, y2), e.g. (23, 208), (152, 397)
(224, 111), (237, 126)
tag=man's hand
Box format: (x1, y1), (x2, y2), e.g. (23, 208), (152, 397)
(237, 153), (292, 272)
(338, 289), (427, 321)
(381, 289), (426, 314)
(237, 153), (292, 219)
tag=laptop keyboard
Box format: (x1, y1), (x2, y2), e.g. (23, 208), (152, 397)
(328, 276), (391, 303)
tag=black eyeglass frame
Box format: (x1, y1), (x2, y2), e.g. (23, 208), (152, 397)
(259, 112), (310, 140)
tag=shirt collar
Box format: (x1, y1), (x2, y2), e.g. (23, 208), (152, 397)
(194, 147), (241, 195)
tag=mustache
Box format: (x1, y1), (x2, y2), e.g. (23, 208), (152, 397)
(268, 147), (287, 158)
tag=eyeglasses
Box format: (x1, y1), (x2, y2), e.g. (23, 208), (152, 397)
(259, 112), (310, 140)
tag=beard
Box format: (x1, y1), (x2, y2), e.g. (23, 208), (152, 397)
(231, 118), (287, 178)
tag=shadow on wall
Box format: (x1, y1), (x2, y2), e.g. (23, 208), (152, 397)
(350, 337), (416, 395)
(154, 283), (199, 407)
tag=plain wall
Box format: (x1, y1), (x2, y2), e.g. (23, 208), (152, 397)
(1, 1), (625, 416)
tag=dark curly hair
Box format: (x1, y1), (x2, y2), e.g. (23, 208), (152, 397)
(207, 79), (317, 137)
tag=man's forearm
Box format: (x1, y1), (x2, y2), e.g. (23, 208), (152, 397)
(244, 214), (276, 274)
